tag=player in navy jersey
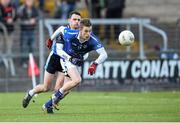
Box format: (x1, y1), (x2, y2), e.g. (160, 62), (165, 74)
(22, 11), (83, 110)
(42, 18), (108, 113)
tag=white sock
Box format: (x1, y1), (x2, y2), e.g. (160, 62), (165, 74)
(29, 89), (35, 96)
(59, 88), (64, 94)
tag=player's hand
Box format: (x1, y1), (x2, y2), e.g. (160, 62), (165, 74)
(46, 38), (53, 49)
(88, 62), (98, 75)
(69, 57), (83, 66)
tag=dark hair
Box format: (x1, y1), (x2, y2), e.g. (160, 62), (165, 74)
(80, 18), (92, 28)
(68, 11), (81, 18)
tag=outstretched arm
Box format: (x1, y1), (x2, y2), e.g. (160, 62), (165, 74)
(88, 47), (108, 75)
(94, 47), (108, 64)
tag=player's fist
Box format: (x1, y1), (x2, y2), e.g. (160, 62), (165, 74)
(69, 57), (83, 66)
(88, 62), (98, 75)
(46, 38), (53, 49)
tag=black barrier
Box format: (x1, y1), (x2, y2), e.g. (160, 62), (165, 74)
(82, 59), (180, 80)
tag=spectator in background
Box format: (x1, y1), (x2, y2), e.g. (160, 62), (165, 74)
(0, 0), (16, 55)
(39, 0), (44, 11)
(18, 0), (39, 67)
(104, 0), (126, 44)
(54, 0), (76, 19)
(12, 0), (20, 8)
(86, 0), (104, 38)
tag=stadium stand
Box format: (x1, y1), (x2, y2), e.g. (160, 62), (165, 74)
(0, 0), (180, 92)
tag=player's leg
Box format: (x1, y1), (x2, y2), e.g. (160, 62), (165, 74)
(45, 67), (81, 108)
(54, 67), (81, 98)
(31, 71), (54, 94)
(22, 70), (54, 108)
(22, 52), (56, 108)
(60, 67), (81, 91)
(52, 72), (67, 108)
(53, 75), (71, 109)
(42, 54), (66, 113)
(54, 72), (71, 98)
(60, 76), (71, 98)
(54, 72), (65, 91)
(43, 73), (70, 112)
(41, 73), (64, 113)
(53, 59), (80, 99)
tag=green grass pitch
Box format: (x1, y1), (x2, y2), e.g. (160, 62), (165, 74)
(0, 91), (180, 122)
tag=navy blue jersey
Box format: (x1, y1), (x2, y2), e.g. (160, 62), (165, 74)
(52, 28), (103, 59)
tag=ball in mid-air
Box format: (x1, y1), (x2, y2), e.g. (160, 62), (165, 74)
(118, 30), (135, 46)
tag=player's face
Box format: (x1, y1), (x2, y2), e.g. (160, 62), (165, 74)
(68, 14), (81, 30)
(80, 26), (92, 41)
(25, 0), (34, 7)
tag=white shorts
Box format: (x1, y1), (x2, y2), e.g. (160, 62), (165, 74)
(60, 58), (81, 75)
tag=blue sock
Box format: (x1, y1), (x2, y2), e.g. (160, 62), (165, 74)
(55, 90), (63, 98)
(45, 91), (63, 108)
(45, 99), (52, 108)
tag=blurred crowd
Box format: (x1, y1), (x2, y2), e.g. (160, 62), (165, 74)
(0, 0), (126, 67)
(0, 0), (39, 67)
(53, 0), (125, 19)
(1, 0), (177, 70)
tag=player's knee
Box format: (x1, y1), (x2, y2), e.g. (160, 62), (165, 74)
(73, 76), (82, 85)
(43, 85), (50, 92)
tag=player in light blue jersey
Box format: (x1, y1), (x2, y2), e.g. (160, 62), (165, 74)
(22, 11), (83, 111)
(43, 18), (108, 113)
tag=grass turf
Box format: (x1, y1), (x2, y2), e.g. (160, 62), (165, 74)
(0, 91), (180, 122)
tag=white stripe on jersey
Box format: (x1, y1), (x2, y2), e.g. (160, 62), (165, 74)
(91, 35), (99, 42)
(50, 26), (66, 40)
(64, 29), (78, 35)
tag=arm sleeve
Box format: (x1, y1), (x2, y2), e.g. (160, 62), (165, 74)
(50, 26), (65, 40)
(94, 47), (108, 64)
(56, 43), (71, 61)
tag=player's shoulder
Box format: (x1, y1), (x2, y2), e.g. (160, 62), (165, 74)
(57, 26), (66, 32)
(53, 26), (66, 36)
(64, 28), (79, 34)
(89, 33), (103, 48)
(63, 28), (79, 39)
(89, 33), (100, 43)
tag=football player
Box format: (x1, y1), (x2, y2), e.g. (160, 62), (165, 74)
(22, 11), (84, 109)
(43, 18), (108, 113)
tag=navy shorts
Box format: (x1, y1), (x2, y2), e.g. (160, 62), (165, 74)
(45, 53), (63, 74)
